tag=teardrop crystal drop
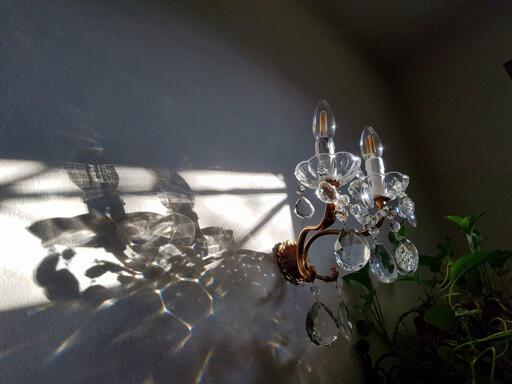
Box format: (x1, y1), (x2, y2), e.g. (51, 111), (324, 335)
(334, 231), (371, 272)
(398, 196), (415, 218)
(294, 196), (315, 219)
(337, 301), (353, 341)
(315, 181), (338, 203)
(369, 243), (398, 283)
(394, 238), (419, 274)
(306, 301), (339, 346)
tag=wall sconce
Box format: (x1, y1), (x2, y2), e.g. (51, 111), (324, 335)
(273, 100), (418, 345)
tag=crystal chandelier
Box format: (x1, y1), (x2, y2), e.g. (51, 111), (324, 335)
(273, 100), (418, 345)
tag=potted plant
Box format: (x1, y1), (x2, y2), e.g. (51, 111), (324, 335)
(345, 213), (512, 384)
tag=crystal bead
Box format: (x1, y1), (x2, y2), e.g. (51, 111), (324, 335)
(337, 302), (353, 341)
(398, 196), (415, 218)
(315, 181), (338, 203)
(407, 214), (417, 227)
(336, 209), (349, 222)
(394, 238), (419, 274)
(336, 194), (350, 206)
(384, 172), (409, 199)
(306, 302), (339, 346)
(294, 196), (315, 219)
(350, 203), (365, 216)
(368, 227), (379, 237)
(369, 243), (398, 283)
(390, 220), (401, 232)
(350, 204), (369, 225)
(334, 231), (371, 272)
(355, 170), (365, 180)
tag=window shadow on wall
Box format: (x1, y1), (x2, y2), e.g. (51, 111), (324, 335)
(0, 158), (330, 384)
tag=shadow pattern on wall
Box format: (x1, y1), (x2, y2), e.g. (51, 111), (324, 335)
(0, 158), (323, 384)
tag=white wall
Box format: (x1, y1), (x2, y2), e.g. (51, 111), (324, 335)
(0, 0), (434, 383)
(400, 3), (512, 251)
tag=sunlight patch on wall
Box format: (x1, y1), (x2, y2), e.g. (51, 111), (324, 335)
(0, 162), (294, 311)
(180, 170), (293, 251)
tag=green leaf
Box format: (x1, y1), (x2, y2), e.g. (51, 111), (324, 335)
(445, 215), (469, 232)
(468, 212), (486, 232)
(388, 231), (399, 245)
(424, 307), (458, 332)
(343, 265), (373, 293)
(398, 223), (406, 237)
(388, 224), (406, 245)
(446, 212), (486, 235)
(449, 251), (509, 282)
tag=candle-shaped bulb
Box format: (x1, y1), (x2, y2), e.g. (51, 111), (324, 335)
(360, 126), (383, 160)
(312, 100), (336, 140)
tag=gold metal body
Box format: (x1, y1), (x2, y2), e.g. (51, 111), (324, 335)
(274, 194), (389, 285)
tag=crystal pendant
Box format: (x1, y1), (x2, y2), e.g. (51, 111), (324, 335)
(350, 204), (369, 225)
(384, 172), (409, 199)
(407, 214), (417, 227)
(394, 238), (419, 274)
(369, 243), (398, 283)
(315, 181), (338, 203)
(337, 301), (353, 341)
(294, 196), (315, 219)
(306, 301), (339, 346)
(398, 196), (415, 218)
(334, 231), (371, 272)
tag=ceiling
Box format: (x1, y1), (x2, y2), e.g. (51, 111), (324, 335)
(317, 0), (492, 71)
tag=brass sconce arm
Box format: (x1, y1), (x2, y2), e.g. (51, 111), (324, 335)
(275, 197), (388, 285)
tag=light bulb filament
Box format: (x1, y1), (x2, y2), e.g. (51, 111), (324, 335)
(364, 135), (377, 157)
(319, 111), (328, 137)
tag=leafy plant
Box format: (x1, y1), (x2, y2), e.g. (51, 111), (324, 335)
(345, 213), (512, 384)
